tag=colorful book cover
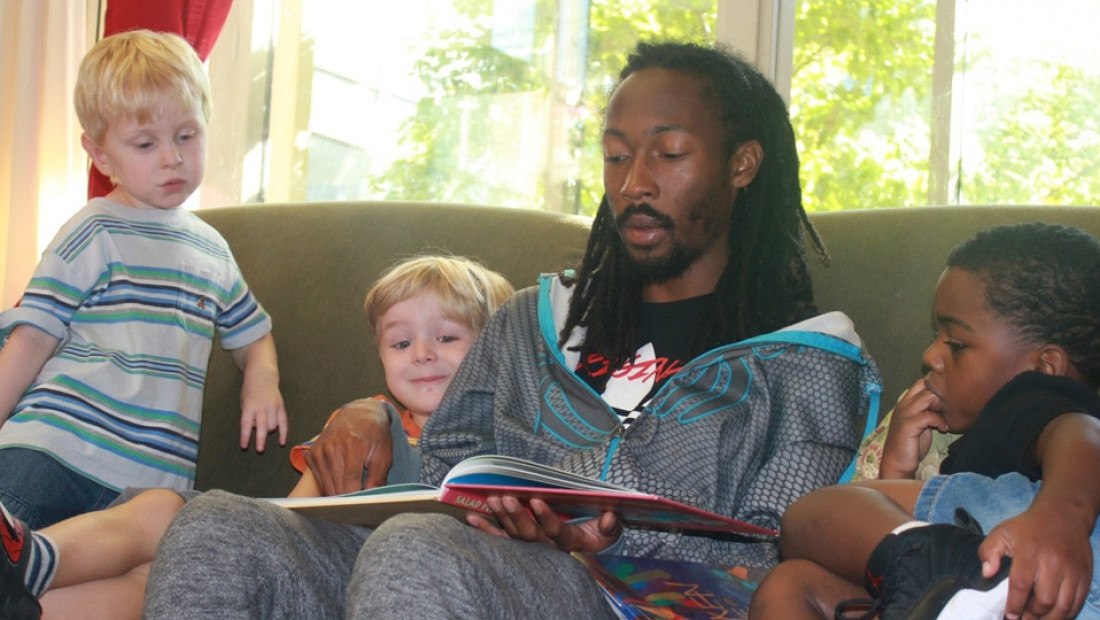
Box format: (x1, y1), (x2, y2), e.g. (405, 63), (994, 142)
(575, 553), (765, 620)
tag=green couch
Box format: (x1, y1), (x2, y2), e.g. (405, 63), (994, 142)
(193, 202), (1100, 498)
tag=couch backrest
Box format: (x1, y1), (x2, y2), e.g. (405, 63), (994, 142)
(195, 202), (591, 496)
(807, 206), (1100, 410)
(195, 202), (1100, 497)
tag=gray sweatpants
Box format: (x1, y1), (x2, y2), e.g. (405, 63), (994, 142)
(143, 490), (616, 619)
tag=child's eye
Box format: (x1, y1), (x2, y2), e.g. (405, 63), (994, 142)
(437, 335), (460, 344)
(178, 130), (197, 142)
(391, 340), (411, 350)
(945, 340), (967, 352)
(659, 152), (685, 160)
(603, 154), (627, 164)
(137, 141), (155, 150)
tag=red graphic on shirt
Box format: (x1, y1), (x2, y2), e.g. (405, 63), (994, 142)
(578, 353), (685, 384)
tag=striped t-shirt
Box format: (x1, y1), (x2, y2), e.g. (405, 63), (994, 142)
(0, 198), (271, 492)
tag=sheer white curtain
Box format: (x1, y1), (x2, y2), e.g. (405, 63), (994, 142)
(0, 1), (97, 309)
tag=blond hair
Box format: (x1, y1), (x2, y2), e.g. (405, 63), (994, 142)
(74, 30), (211, 143)
(365, 256), (514, 338)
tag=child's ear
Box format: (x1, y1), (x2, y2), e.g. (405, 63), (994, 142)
(1036, 345), (1075, 377)
(81, 133), (113, 177)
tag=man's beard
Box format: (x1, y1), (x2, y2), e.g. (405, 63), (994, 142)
(624, 241), (702, 283)
(615, 203), (706, 284)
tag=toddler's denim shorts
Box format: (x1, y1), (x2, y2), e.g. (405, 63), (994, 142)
(915, 471), (1100, 618)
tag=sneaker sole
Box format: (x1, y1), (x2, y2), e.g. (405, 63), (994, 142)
(935, 577), (1008, 620)
(899, 573), (1008, 620)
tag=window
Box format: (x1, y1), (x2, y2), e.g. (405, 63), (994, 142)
(204, 0), (719, 214)
(791, 0), (1100, 210)
(202, 0), (1100, 213)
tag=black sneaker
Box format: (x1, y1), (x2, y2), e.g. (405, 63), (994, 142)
(0, 508), (40, 620)
(835, 508), (1010, 620)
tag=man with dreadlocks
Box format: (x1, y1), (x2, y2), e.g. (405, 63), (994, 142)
(143, 41), (881, 619)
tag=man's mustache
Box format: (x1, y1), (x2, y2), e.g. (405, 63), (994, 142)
(615, 203), (674, 230)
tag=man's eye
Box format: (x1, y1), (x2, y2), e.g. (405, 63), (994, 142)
(946, 340), (966, 352)
(659, 152), (685, 160)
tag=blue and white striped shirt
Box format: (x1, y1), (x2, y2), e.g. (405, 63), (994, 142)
(0, 198), (271, 492)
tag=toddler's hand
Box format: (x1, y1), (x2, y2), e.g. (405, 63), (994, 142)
(879, 377), (948, 479)
(980, 504), (1090, 620)
(239, 370), (288, 452)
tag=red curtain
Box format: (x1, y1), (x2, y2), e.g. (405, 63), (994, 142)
(88, 0), (234, 199)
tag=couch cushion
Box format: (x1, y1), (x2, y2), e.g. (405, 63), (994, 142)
(195, 201), (591, 496)
(808, 205), (1100, 408)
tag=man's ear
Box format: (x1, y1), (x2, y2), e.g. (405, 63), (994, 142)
(729, 140), (763, 189)
(81, 133), (113, 177)
(1035, 344), (1075, 377)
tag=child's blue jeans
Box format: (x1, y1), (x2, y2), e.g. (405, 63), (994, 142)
(915, 471), (1100, 618)
(0, 446), (119, 528)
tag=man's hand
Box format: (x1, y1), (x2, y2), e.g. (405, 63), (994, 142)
(304, 399), (393, 495)
(879, 377), (949, 479)
(979, 503), (1090, 620)
(466, 495), (622, 554)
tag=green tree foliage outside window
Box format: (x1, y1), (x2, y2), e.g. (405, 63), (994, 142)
(791, 0), (937, 211)
(962, 63), (1100, 206)
(791, 0), (1100, 210)
(365, 0), (718, 216)
(362, 0), (1100, 214)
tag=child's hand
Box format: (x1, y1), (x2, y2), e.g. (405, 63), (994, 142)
(878, 377), (949, 479)
(979, 503), (1090, 620)
(239, 368), (288, 452)
(231, 334), (288, 452)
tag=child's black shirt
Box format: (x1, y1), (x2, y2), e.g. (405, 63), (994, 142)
(940, 371), (1100, 481)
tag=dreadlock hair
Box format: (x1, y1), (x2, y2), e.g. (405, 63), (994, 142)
(559, 41), (827, 381)
(946, 222), (1100, 389)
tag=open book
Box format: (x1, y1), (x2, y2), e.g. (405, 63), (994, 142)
(269, 454), (776, 536)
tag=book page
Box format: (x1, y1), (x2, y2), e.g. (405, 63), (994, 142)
(266, 486), (485, 527)
(443, 454), (634, 492)
(269, 483), (440, 507)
